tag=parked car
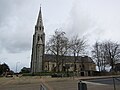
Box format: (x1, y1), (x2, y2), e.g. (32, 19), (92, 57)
(51, 73), (63, 77)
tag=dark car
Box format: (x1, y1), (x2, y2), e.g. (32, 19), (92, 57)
(51, 73), (63, 78)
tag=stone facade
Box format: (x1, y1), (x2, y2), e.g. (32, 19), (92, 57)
(44, 54), (96, 76)
(30, 7), (96, 76)
(31, 7), (45, 73)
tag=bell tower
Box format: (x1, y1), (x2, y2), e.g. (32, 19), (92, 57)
(31, 7), (45, 73)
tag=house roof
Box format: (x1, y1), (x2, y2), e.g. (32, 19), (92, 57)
(44, 54), (95, 64)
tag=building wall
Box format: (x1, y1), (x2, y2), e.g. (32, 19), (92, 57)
(31, 8), (45, 73)
(44, 61), (96, 72)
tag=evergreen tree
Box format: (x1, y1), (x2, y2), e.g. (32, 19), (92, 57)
(0, 63), (10, 75)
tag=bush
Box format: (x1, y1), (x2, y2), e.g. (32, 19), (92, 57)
(22, 72), (52, 76)
(22, 73), (33, 76)
(22, 71), (75, 77)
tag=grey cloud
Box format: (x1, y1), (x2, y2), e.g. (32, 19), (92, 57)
(0, 1), (13, 25)
(0, 0), (37, 53)
(65, 0), (96, 37)
(65, 0), (120, 44)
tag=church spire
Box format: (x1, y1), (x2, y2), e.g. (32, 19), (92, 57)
(36, 6), (43, 27)
(31, 5), (45, 73)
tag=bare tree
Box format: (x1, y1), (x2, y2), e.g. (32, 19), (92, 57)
(69, 35), (87, 71)
(99, 43), (108, 71)
(104, 41), (120, 70)
(59, 37), (70, 71)
(92, 40), (120, 72)
(92, 42), (101, 72)
(46, 29), (69, 72)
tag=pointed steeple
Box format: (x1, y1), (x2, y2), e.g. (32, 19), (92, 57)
(36, 6), (43, 27)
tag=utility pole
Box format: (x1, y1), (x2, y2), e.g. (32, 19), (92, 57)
(16, 62), (20, 73)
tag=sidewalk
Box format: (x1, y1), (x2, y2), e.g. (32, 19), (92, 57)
(0, 76), (119, 90)
(0, 76), (42, 90)
(42, 76), (120, 90)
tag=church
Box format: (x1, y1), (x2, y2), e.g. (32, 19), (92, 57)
(30, 7), (96, 76)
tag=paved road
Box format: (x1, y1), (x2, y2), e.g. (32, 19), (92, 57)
(87, 77), (120, 85)
(45, 77), (120, 90)
(0, 76), (120, 90)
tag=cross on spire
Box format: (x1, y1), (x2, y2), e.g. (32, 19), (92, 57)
(36, 6), (43, 27)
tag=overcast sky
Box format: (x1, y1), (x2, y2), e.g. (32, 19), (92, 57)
(0, 0), (120, 72)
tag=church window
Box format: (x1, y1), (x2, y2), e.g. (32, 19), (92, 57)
(38, 35), (40, 41)
(35, 26), (38, 30)
(52, 64), (55, 67)
(41, 36), (43, 41)
(82, 65), (84, 68)
(75, 64), (76, 69)
(82, 64), (85, 70)
(71, 64), (74, 67)
(40, 26), (42, 31)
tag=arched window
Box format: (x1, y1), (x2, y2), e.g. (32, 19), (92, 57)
(41, 35), (43, 41)
(37, 35), (40, 41)
(35, 26), (38, 30)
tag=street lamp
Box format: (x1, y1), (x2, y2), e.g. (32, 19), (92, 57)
(16, 62), (20, 73)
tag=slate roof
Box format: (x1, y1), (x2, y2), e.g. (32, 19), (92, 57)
(44, 54), (95, 64)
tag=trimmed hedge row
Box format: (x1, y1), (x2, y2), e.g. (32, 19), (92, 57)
(22, 71), (74, 77)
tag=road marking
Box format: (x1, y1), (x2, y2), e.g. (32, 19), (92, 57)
(82, 81), (107, 86)
(41, 78), (53, 90)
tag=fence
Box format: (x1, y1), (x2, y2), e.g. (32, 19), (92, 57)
(40, 84), (48, 90)
(113, 77), (120, 90)
(79, 76), (120, 90)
